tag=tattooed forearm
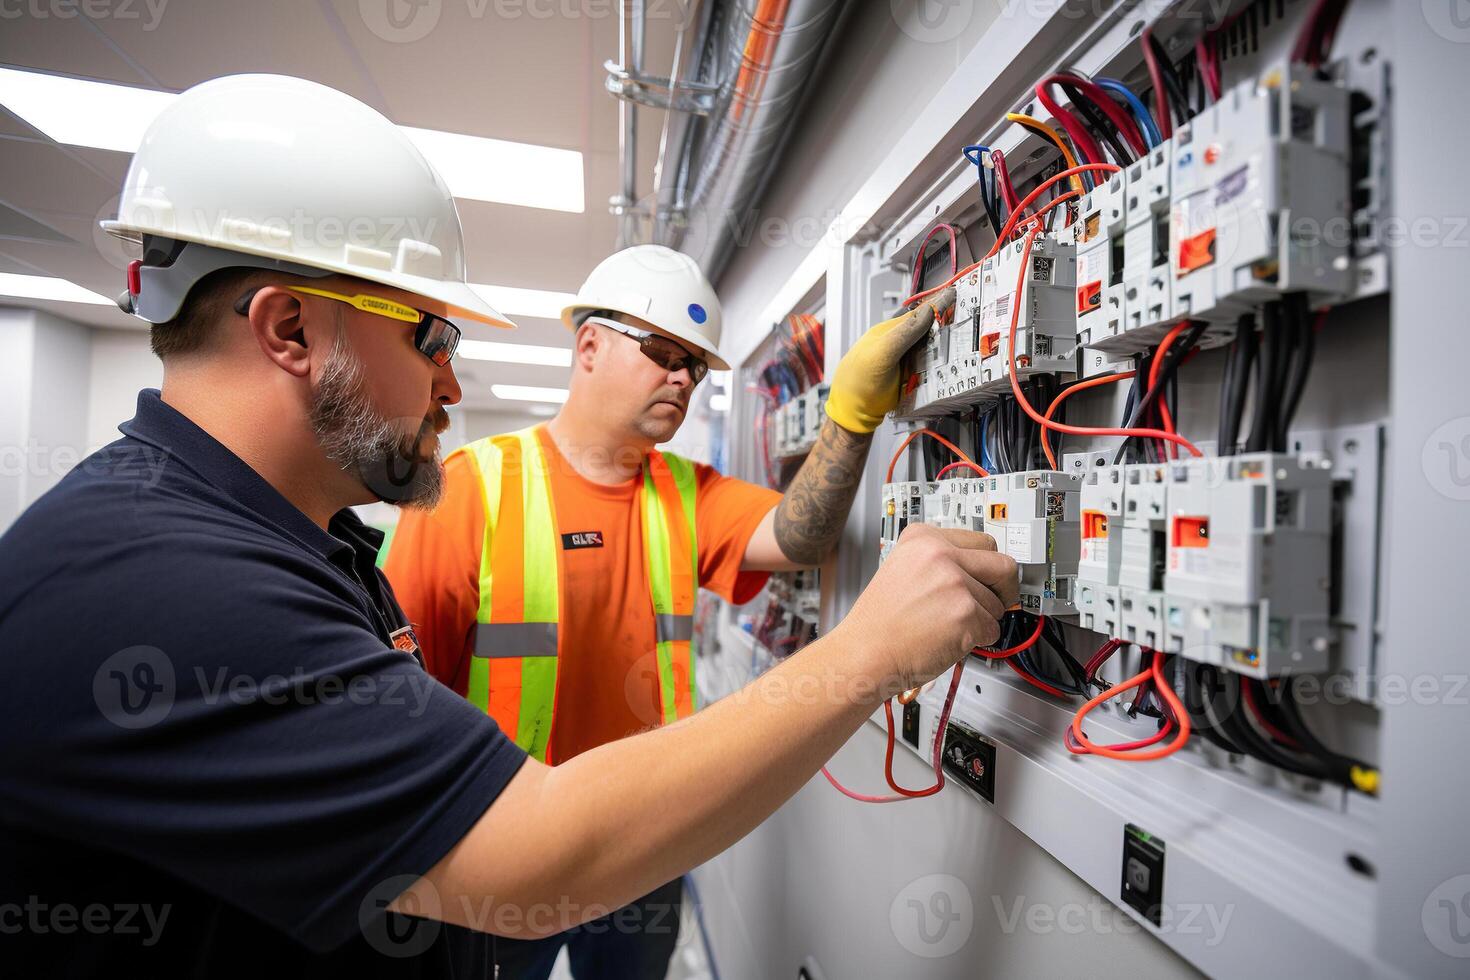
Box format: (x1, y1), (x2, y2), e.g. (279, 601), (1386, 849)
(772, 419), (874, 565)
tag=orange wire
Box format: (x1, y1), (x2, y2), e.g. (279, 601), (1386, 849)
(886, 428), (986, 483)
(1005, 222), (1202, 459)
(1068, 650), (1191, 761)
(1040, 372), (1136, 469)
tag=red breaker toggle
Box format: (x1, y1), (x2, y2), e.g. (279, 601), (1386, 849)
(1076, 281), (1102, 314)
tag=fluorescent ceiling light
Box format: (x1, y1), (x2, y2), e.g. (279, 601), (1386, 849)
(0, 67), (175, 153)
(457, 340), (571, 366)
(402, 128), (583, 213)
(0, 273), (113, 306)
(469, 283), (577, 320)
(492, 384), (569, 404)
(0, 68), (585, 212)
(709, 393), (731, 412)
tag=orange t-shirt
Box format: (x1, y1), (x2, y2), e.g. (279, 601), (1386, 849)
(384, 425), (780, 763)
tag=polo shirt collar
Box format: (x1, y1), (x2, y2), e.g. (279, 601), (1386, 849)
(120, 389), (356, 563)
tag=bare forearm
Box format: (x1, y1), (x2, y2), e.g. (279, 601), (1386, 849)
(771, 419), (872, 565)
(412, 625), (889, 936)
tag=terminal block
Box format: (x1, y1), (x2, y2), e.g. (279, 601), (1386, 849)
(1076, 464), (1125, 637)
(976, 234), (1077, 394)
(1070, 168), (1127, 352)
(979, 470), (1081, 616)
(1171, 61), (1352, 323)
(895, 275), (988, 420)
(773, 384), (829, 457)
(1161, 454), (1332, 677)
(928, 477), (987, 533)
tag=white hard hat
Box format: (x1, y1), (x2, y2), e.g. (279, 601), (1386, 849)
(561, 244), (727, 370)
(102, 73), (514, 329)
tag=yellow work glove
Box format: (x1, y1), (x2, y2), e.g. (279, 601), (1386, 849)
(824, 286), (957, 434)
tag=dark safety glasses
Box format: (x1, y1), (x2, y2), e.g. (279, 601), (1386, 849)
(234, 285), (461, 367)
(584, 315), (709, 385)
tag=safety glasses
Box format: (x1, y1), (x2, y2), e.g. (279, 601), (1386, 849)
(234, 285), (461, 366)
(584, 316), (708, 385)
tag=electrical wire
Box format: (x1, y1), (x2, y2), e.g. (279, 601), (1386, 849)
(1111, 319), (1209, 464)
(1096, 78), (1161, 147)
(1006, 114), (1086, 193)
(1068, 650), (1191, 760)
(1039, 372), (1136, 468)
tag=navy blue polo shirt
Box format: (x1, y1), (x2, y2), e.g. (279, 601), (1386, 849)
(0, 390), (526, 974)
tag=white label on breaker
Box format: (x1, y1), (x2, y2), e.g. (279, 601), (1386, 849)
(1006, 523), (1033, 562)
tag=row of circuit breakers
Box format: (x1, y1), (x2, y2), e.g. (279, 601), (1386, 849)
(883, 61), (1357, 680)
(773, 383), (830, 458)
(897, 62), (1351, 417)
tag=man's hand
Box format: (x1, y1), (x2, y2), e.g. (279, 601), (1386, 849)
(832, 523), (1018, 698)
(824, 286), (957, 434)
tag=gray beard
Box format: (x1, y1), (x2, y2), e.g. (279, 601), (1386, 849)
(309, 331), (444, 509)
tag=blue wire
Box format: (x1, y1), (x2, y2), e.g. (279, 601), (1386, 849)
(1096, 78), (1160, 149)
(978, 411), (995, 473)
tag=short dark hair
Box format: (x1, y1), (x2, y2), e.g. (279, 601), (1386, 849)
(149, 267), (277, 360)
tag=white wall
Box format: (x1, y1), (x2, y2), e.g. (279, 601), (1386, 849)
(0, 306), (93, 529)
(87, 328), (162, 450)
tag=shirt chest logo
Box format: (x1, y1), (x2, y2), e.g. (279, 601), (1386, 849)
(561, 531), (605, 550)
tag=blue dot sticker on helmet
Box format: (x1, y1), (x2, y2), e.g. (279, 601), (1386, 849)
(688, 303), (707, 324)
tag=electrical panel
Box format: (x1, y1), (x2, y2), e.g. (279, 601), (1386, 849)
(706, 0), (1423, 975)
(772, 383), (829, 458)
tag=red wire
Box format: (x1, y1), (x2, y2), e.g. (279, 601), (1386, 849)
(1141, 27), (1173, 140)
(936, 460), (986, 480)
(1005, 658), (1070, 698)
(1034, 77), (1104, 167)
(886, 428), (985, 483)
(1069, 651), (1192, 761)
(992, 148), (1020, 213)
(973, 614), (1047, 659)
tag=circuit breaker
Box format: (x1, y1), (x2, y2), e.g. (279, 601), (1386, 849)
(977, 469), (1081, 616)
(1171, 61), (1352, 323)
(1120, 142), (1174, 338)
(1076, 464), (1125, 637)
(879, 480), (927, 562)
(1161, 453), (1333, 676)
(1070, 167), (1127, 352)
(1117, 463), (1170, 651)
(977, 235), (1077, 392)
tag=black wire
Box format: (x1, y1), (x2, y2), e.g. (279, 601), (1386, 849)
(1112, 320), (1209, 464)
(1059, 80), (1134, 166)
(1246, 302), (1285, 452)
(1149, 34), (1194, 126)
(1278, 677), (1375, 790)
(1178, 660), (1246, 754)
(1220, 313), (1257, 453)
(1276, 293), (1316, 450)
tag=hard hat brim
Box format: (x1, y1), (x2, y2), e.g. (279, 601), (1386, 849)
(102, 220), (517, 330)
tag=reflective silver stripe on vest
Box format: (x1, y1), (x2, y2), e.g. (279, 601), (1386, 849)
(474, 622), (558, 658)
(655, 613), (694, 644)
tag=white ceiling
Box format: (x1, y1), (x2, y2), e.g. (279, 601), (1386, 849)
(0, 0), (681, 410)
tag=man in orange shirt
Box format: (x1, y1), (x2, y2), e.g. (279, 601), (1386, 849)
(384, 244), (954, 979)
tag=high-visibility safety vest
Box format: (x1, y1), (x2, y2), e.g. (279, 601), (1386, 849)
(460, 427), (699, 763)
